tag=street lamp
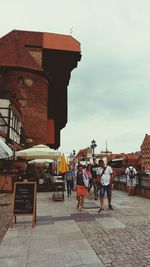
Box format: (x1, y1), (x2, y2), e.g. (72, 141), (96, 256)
(73, 149), (76, 158)
(90, 139), (97, 157)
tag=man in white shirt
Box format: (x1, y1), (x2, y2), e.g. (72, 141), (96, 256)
(97, 159), (114, 213)
(125, 165), (137, 196)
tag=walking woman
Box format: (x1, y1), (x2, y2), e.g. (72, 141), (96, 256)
(75, 164), (89, 212)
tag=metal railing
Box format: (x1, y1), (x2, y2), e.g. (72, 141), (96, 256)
(114, 174), (150, 188)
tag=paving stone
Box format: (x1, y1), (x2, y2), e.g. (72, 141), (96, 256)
(76, 190), (150, 266)
(95, 217), (126, 229)
(0, 190), (150, 267)
(84, 202), (99, 209)
(0, 257), (27, 267)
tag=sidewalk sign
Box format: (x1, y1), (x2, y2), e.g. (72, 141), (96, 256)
(11, 182), (36, 227)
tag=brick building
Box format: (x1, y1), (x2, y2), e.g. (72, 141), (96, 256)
(76, 147), (92, 162)
(108, 152), (141, 169)
(141, 134), (150, 173)
(0, 30), (81, 149)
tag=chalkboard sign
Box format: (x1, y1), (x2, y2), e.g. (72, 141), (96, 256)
(12, 182), (36, 227)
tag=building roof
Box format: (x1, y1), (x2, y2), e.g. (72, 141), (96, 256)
(76, 148), (89, 159)
(0, 30), (81, 71)
(43, 32), (80, 52)
(141, 134), (150, 148)
(0, 30), (43, 70)
(108, 153), (127, 161)
(126, 153), (141, 161)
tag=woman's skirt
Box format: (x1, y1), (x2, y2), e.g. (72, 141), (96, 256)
(76, 185), (88, 197)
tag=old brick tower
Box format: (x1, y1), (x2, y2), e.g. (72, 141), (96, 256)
(0, 30), (81, 149)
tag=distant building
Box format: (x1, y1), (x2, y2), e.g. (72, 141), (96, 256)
(0, 30), (81, 149)
(108, 152), (142, 176)
(76, 147), (92, 162)
(141, 134), (150, 173)
(126, 152), (142, 170)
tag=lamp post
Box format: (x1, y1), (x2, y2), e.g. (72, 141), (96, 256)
(73, 149), (76, 159)
(90, 139), (97, 157)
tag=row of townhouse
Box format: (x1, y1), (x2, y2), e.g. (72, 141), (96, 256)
(74, 134), (150, 174)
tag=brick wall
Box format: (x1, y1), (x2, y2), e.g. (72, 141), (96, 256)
(141, 134), (150, 173)
(0, 69), (51, 146)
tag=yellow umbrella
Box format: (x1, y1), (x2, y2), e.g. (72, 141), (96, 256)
(58, 153), (69, 173)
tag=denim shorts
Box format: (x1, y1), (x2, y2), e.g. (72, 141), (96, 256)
(100, 184), (112, 198)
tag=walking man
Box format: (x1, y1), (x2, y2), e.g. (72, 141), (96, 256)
(97, 159), (114, 213)
(125, 165), (137, 196)
(90, 158), (99, 200)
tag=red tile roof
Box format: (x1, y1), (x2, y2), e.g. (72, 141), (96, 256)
(43, 32), (80, 52)
(141, 134), (150, 148)
(0, 30), (81, 71)
(0, 42), (41, 70)
(0, 30), (43, 46)
(126, 153), (141, 160)
(0, 30), (43, 70)
(76, 148), (88, 159)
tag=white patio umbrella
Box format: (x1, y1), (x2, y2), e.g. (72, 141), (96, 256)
(0, 138), (13, 159)
(15, 144), (61, 160)
(28, 158), (54, 164)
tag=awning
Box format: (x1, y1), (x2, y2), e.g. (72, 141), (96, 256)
(15, 144), (61, 160)
(28, 159), (54, 164)
(0, 138), (13, 159)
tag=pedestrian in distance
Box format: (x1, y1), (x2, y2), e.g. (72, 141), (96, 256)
(97, 159), (114, 213)
(90, 158), (99, 200)
(75, 164), (89, 212)
(64, 168), (74, 197)
(69, 160), (77, 191)
(125, 165), (137, 196)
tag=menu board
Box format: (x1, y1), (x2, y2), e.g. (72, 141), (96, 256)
(12, 182), (36, 227)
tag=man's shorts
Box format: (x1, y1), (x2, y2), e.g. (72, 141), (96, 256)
(127, 178), (136, 187)
(99, 184), (112, 198)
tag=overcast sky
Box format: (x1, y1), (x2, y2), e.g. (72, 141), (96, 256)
(1, 0), (150, 156)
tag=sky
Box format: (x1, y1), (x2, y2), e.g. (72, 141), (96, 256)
(1, 0), (150, 157)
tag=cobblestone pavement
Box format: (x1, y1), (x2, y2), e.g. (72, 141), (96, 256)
(77, 190), (150, 267)
(0, 191), (150, 267)
(0, 193), (13, 244)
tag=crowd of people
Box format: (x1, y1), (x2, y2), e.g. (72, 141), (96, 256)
(64, 158), (114, 212)
(64, 158), (138, 212)
(10, 156), (137, 212)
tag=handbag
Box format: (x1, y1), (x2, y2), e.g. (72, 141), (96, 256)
(83, 170), (89, 188)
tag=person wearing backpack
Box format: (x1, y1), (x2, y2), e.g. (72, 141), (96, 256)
(125, 165), (137, 196)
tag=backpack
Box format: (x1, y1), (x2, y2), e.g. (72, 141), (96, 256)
(128, 167), (135, 179)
